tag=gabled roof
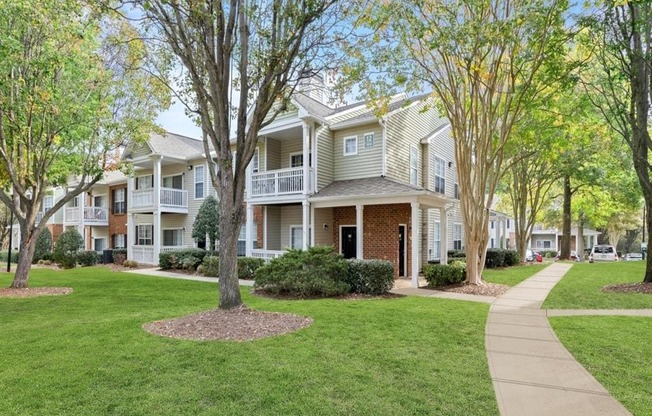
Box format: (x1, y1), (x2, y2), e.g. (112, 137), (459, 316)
(123, 131), (205, 161)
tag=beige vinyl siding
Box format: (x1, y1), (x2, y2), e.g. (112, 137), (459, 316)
(428, 128), (455, 197)
(185, 158), (209, 236)
(280, 204), (303, 249)
(385, 102), (448, 185)
(313, 207), (334, 246)
(90, 227), (109, 240)
(265, 206), (281, 250)
(333, 124), (382, 181)
(130, 143), (151, 159)
(426, 205), (464, 259)
(280, 139), (303, 169)
(316, 128), (334, 191)
(266, 138), (281, 170)
(161, 214), (190, 247)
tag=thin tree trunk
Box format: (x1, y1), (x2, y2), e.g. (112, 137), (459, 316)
(559, 175), (572, 260)
(645, 205), (652, 283)
(217, 185), (244, 309)
(10, 228), (38, 288)
(577, 215), (585, 262)
(464, 238), (483, 284)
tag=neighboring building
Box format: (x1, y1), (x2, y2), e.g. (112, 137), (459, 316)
(529, 225), (601, 253)
(7, 186), (66, 250)
(488, 211), (515, 250)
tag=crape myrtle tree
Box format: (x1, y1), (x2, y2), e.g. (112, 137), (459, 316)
(0, 0), (168, 288)
(350, 0), (569, 284)
(580, 2), (652, 282)
(130, 0), (347, 309)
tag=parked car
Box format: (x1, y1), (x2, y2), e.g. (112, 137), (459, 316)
(622, 253), (643, 261)
(526, 250), (543, 262)
(588, 245), (619, 263)
(555, 250), (581, 261)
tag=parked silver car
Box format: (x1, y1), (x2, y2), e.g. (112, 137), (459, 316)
(588, 245), (618, 263)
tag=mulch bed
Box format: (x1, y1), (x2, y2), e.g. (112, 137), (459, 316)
(420, 282), (511, 297)
(603, 282), (652, 294)
(0, 287), (73, 298)
(252, 289), (404, 301)
(143, 306), (313, 341)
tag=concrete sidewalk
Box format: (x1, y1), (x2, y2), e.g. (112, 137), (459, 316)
(122, 267), (255, 286)
(487, 263), (631, 416)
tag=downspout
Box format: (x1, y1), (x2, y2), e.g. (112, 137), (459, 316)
(379, 117), (387, 177)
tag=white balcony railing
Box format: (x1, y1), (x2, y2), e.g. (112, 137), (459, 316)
(160, 245), (191, 252)
(65, 207), (81, 223)
(131, 245), (156, 265)
(84, 207), (108, 224)
(131, 188), (188, 210)
(250, 167), (310, 197)
(250, 249), (287, 262)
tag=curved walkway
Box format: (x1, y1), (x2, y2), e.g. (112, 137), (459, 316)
(487, 262), (631, 416)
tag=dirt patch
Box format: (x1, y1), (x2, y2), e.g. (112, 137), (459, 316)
(143, 306), (313, 341)
(421, 282), (510, 297)
(0, 287), (73, 298)
(252, 289), (404, 301)
(603, 282), (652, 294)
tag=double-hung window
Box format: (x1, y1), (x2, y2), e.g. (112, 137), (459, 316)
(453, 224), (463, 250)
(434, 156), (446, 194)
(113, 188), (126, 214)
(136, 224), (153, 246)
(195, 165), (205, 199)
(113, 233), (126, 249)
(343, 136), (357, 156)
(433, 222), (441, 259)
(410, 146), (418, 186)
(43, 195), (54, 212)
(252, 148), (259, 173)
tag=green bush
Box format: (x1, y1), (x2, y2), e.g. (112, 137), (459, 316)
(423, 262), (466, 287)
(504, 250), (520, 266)
(447, 250), (466, 258)
(238, 257), (265, 280)
(0, 251), (19, 263)
(540, 250), (557, 258)
(254, 246), (349, 297)
(159, 248), (207, 270)
(33, 228), (52, 263)
(53, 229), (84, 269)
(123, 259), (138, 268)
(78, 250), (100, 267)
(200, 256), (220, 277)
(112, 249), (127, 265)
(485, 249), (506, 268)
(345, 259), (395, 295)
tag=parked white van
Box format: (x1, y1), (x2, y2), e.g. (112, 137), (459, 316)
(588, 245), (618, 263)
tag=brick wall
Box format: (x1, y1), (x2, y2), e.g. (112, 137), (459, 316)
(254, 206), (263, 249)
(332, 203), (413, 278)
(47, 224), (63, 244)
(108, 184), (128, 248)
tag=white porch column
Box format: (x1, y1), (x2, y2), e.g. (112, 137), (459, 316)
(502, 219), (508, 248)
(79, 194), (86, 248)
(356, 204), (364, 259)
(495, 218), (501, 249)
(127, 177), (135, 260)
(440, 206), (449, 265)
(302, 200), (309, 250)
(246, 203), (254, 256)
(411, 202), (420, 288)
(263, 206), (268, 250)
(302, 122), (310, 194)
(152, 156), (162, 262)
(310, 204), (316, 247)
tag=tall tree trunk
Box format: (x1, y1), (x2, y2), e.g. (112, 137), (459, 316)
(645, 203), (652, 283)
(217, 182), (244, 309)
(559, 174), (572, 260)
(10, 227), (38, 288)
(465, 239), (483, 285)
(577, 214), (585, 262)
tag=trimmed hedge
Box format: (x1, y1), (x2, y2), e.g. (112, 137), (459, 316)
(112, 249), (127, 265)
(199, 256), (219, 277)
(78, 251), (100, 267)
(345, 259), (394, 295)
(159, 248), (207, 271)
(33, 228), (52, 263)
(485, 249), (519, 268)
(0, 251), (19, 263)
(504, 250), (520, 266)
(199, 256), (268, 279)
(447, 250), (467, 258)
(423, 262), (467, 287)
(254, 246), (350, 297)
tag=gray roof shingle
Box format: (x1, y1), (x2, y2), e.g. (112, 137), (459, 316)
(311, 177), (423, 199)
(148, 132), (205, 159)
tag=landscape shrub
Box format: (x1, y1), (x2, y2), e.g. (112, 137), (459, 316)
(33, 228), (52, 263)
(540, 250), (557, 258)
(344, 259), (394, 295)
(37, 259), (53, 266)
(504, 250), (520, 266)
(485, 249), (506, 269)
(112, 249), (127, 265)
(0, 251), (19, 263)
(200, 256), (219, 277)
(238, 257), (265, 280)
(447, 250), (466, 258)
(123, 259), (139, 268)
(159, 248), (207, 270)
(53, 229), (84, 269)
(78, 250), (100, 267)
(423, 262), (466, 287)
(254, 246), (349, 297)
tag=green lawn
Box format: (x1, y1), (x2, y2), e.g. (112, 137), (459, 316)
(550, 316), (652, 416)
(543, 261), (652, 309)
(0, 267), (498, 416)
(483, 263), (546, 286)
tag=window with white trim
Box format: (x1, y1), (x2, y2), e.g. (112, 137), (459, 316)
(194, 165), (205, 199)
(93, 195), (106, 207)
(113, 188), (126, 214)
(252, 148), (259, 173)
(237, 224), (246, 256)
(94, 238), (106, 252)
(453, 224), (463, 250)
(137, 175), (153, 189)
(490, 238), (495, 248)
(410, 146), (418, 186)
(113, 233), (126, 249)
(43, 195), (54, 212)
(343, 136), (357, 156)
(291, 226), (303, 249)
(433, 221), (441, 259)
(162, 174), (183, 190)
(163, 229), (183, 247)
(507, 219), (511, 229)
(491, 221), (495, 229)
(136, 224), (153, 246)
(434, 156), (446, 194)
(536, 240), (552, 249)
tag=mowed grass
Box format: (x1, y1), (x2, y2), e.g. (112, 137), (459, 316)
(483, 263), (546, 286)
(0, 267), (498, 416)
(543, 261), (652, 309)
(550, 316), (652, 415)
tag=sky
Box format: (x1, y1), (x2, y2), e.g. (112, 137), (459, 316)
(156, 100), (202, 140)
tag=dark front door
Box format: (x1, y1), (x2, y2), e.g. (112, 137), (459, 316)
(398, 225), (406, 276)
(341, 226), (357, 259)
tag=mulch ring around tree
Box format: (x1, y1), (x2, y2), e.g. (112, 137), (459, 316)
(143, 306), (313, 342)
(0, 287), (73, 298)
(251, 289), (405, 301)
(602, 282), (652, 294)
(421, 282), (511, 297)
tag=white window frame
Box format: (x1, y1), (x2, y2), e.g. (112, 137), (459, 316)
(113, 233), (126, 249)
(43, 195), (54, 212)
(93, 194), (107, 208)
(162, 173), (184, 190)
(194, 164), (205, 200)
(289, 152), (304, 168)
(137, 224), (153, 246)
(290, 225), (304, 250)
(137, 175), (153, 190)
(434, 156), (446, 194)
(252, 148), (260, 173)
(433, 221), (441, 259)
(491, 221), (495, 229)
(410, 145), (418, 186)
(343, 136), (358, 156)
(453, 223), (463, 250)
(93, 237), (107, 252)
(113, 188), (126, 214)
(162, 228), (184, 247)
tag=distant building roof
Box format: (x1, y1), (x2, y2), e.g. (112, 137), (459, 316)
(311, 177), (424, 199)
(147, 132), (205, 159)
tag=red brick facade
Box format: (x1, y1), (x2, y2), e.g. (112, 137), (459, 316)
(108, 184), (128, 249)
(254, 206), (263, 248)
(332, 203), (413, 278)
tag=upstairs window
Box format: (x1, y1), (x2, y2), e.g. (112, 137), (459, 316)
(343, 136), (357, 156)
(410, 146), (418, 186)
(43, 195), (54, 212)
(434, 156), (446, 194)
(162, 174), (183, 190)
(136, 175), (153, 190)
(252, 148), (259, 173)
(195, 165), (205, 199)
(112, 188), (126, 214)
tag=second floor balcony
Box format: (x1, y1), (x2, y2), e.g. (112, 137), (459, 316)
(131, 187), (188, 213)
(64, 206), (109, 226)
(249, 167), (312, 199)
